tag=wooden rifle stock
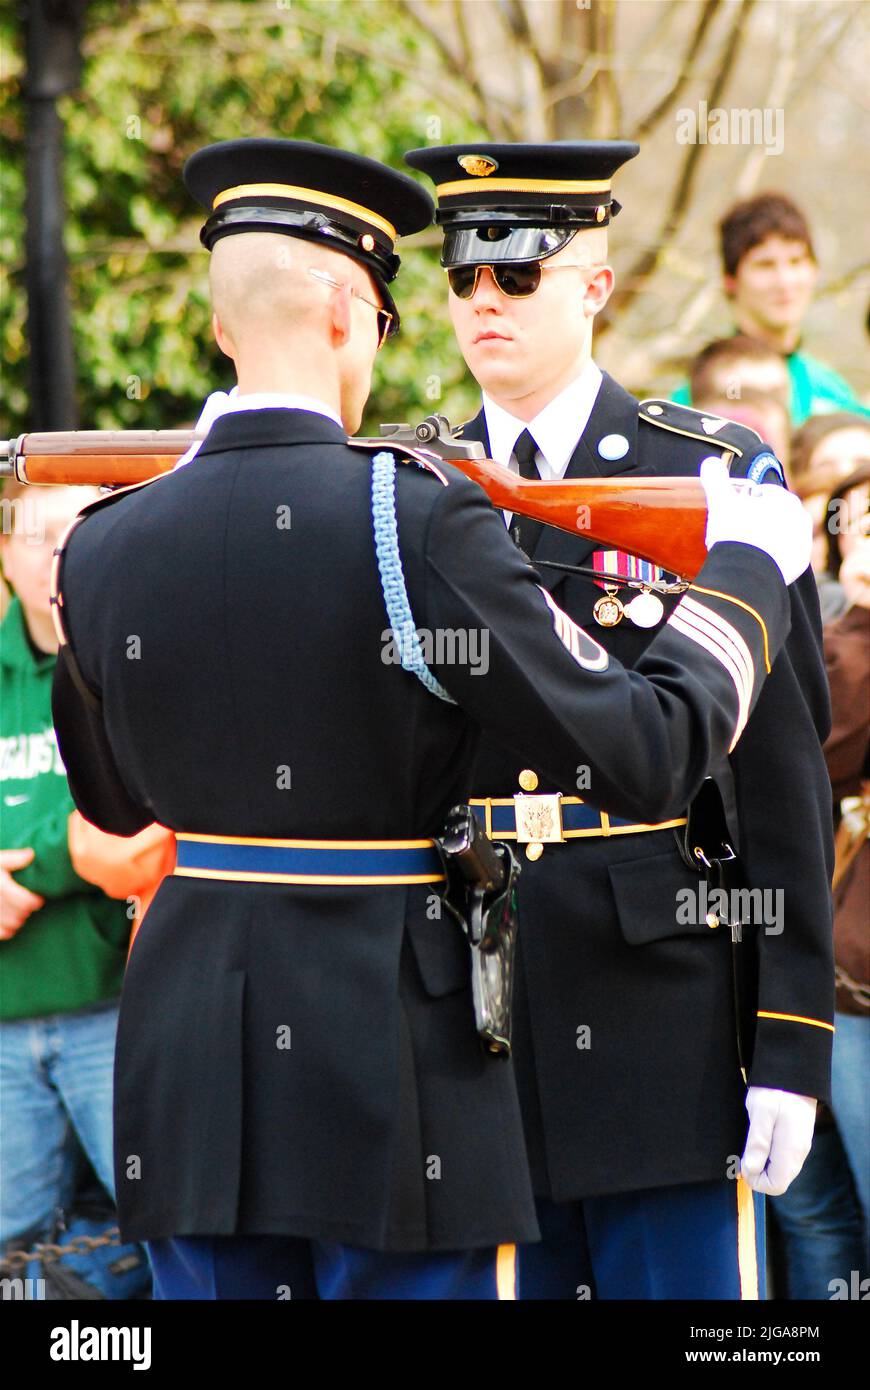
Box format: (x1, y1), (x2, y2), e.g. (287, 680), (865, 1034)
(3, 428), (708, 577)
(449, 455), (705, 579)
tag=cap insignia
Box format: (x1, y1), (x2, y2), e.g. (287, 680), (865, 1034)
(457, 154), (498, 178)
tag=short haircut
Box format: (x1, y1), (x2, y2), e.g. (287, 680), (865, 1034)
(689, 334), (790, 410)
(719, 194), (815, 277)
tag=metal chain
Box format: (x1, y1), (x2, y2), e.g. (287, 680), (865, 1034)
(834, 965), (870, 1010)
(0, 1226), (120, 1272)
(832, 790), (869, 1009)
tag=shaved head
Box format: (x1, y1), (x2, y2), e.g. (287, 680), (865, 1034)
(209, 232), (381, 348)
(207, 231), (385, 431)
(211, 233), (318, 347)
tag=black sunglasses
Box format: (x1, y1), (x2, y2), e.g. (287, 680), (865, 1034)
(446, 262), (588, 300)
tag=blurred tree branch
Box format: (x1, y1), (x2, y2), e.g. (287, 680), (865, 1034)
(634, 0), (722, 139)
(2, 0), (867, 431)
(598, 0), (757, 336)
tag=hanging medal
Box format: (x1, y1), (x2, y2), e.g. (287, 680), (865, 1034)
(592, 585), (625, 627)
(592, 550), (667, 629)
(624, 588), (665, 628)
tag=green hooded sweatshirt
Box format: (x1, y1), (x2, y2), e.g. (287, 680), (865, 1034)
(671, 345), (870, 428)
(0, 597), (130, 1020)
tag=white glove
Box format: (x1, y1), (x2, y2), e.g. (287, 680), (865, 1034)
(700, 457), (812, 585)
(741, 1086), (817, 1195)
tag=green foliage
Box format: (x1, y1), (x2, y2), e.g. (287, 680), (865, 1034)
(0, 0), (485, 436)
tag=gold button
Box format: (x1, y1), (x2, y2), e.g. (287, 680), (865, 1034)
(525, 842), (544, 861)
(706, 912), (720, 929)
(360, 233), (375, 251)
(518, 769), (539, 792)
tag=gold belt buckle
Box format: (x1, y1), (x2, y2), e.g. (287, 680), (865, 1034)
(513, 793), (564, 844)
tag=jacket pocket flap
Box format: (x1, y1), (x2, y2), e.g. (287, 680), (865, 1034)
(608, 848), (710, 947)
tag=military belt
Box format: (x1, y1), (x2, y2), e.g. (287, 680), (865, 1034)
(174, 833), (445, 886)
(470, 795), (686, 845)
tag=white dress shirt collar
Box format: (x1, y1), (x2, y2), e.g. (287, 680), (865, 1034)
(482, 359), (603, 480)
(174, 388), (343, 469)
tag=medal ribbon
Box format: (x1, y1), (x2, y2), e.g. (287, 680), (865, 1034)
(592, 550), (661, 591)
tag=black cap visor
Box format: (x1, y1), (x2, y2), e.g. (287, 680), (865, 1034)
(440, 224), (578, 269)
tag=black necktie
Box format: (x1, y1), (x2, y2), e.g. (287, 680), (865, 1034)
(512, 429), (544, 559)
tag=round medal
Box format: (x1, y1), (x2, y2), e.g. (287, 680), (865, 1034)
(593, 592), (625, 627)
(625, 591), (665, 628)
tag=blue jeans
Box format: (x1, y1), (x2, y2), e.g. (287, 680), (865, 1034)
(770, 1127), (865, 1300)
(0, 999), (119, 1251)
(831, 1010), (870, 1268)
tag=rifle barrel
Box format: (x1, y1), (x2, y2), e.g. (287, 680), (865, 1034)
(3, 429), (709, 577)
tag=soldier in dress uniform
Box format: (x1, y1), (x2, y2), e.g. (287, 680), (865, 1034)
(406, 140), (835, 1299)
(49, 138), (811, 1300)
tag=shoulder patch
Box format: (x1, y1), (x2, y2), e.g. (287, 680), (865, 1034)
(639, 398), (764, 460)
(538, 588), (609, 672)
(745, 451), (786, 486)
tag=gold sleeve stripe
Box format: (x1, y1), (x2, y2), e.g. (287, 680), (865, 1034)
(757, 1010), (835, 1032)
(689, 584), (772, 673)
(669, 615), (749, 752)
(669, 615), (751, 723)
(212, 183), (397, 242)
(668, 604), (752, 750)
(681, 596), (754, 699)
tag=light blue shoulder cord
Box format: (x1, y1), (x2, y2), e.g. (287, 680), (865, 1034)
(371, 450), (457, 704)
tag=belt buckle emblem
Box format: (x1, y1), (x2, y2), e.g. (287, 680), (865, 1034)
(513, 793), (564, 844)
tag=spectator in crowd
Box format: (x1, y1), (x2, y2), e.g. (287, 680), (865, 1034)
(673, 193), (869, 425)
(688, 335), (792, 474)
(790, 414), (870, 610)
(0, 481), (145, 1267)
(769, 471), (869, 1299)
